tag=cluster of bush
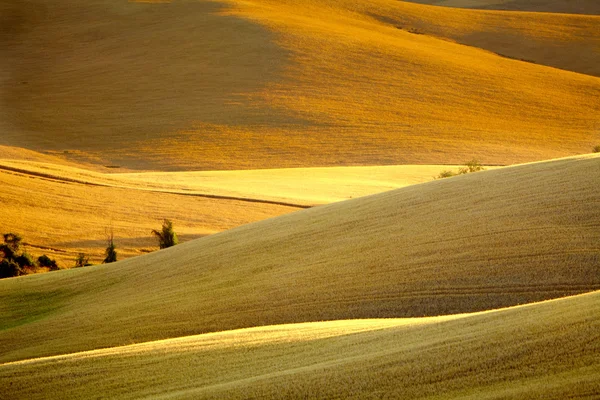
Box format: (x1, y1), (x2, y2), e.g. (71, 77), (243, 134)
(0, 219), (179, 279)
(436, 159), (485, 179)
(0, 233), (58, 278)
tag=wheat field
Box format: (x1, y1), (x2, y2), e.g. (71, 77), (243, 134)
(1, 154), (598, 364)
(2, 290), (599, 399)
(0, 147), (460, 265)
(1, 0), (598, 169)
(1, 0), (599, 397)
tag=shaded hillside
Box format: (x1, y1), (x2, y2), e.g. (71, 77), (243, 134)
(2, 291), (599, 399)
(1, 154), (598, 362)
(1, 0), (598, 169)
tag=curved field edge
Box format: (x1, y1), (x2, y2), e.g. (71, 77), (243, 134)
(1, 290), (599, 399)
(0, 156), (467, 206)
(0, 152), (462, 266)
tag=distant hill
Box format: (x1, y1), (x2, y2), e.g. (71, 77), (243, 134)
(406, 0), (600, 15)
(1, 0), (598, 170)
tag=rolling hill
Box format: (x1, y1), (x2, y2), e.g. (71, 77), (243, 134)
(0, 147), (454, 265)
(1, 154), (598, 363)
(1, 0), (598, 170)
(2, 290), (598, 399)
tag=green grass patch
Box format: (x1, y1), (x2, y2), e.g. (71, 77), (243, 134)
(0, 289), (71, 331)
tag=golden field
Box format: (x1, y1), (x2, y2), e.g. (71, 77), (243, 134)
(1, 0), (599, 398)
(2, 290), (599, 399)
(0, 146), (460, 265)
(1, 0), (598, 169)
(1, 154), (598, 364)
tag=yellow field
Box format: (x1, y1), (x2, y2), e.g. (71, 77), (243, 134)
(1, 0), (599, 397)
(0, 148), (460, 266)
(1, 0), (598, 169)
(1, 154), (598, 364)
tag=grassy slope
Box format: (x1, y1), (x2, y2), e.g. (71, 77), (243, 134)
(0, 150), (454, 265)
(1, 0), (598, 169)
(0, 154), (598, 363)
(1, 291), (599, 399)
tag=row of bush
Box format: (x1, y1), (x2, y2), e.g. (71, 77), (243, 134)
(435, 159), (485, 179)
(0, 219), (179, 279)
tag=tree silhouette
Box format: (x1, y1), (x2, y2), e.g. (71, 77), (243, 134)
(151, 219), (178, 249)
(103, 229), (117, 264)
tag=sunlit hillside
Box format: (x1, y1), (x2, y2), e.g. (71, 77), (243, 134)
(1, 154), (598, 363)
(1, 0), (598, 170)
(0, 146), (455, 266)
(2, 291), (598, 399)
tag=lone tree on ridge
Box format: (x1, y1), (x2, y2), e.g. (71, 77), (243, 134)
(103, 229), (117, 264)
(151, 219), (178, 249)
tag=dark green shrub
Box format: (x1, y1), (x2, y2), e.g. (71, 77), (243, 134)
(0, 233), (29, 278)
(103, 235), (117, 264)
(151, 219), (178, 249)
(16, 252), (35, 268)
(38, 255), (59, 271)
(0, 233), (22, 261)
(0, 259), (22, 278)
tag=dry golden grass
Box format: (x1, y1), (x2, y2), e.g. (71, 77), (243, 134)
(1, 154), (598, 363)
(1, 291), (599, 399)
(1, 0), (598, 169)
(0, 149), (454, 266)
(0, 162), (299, 267)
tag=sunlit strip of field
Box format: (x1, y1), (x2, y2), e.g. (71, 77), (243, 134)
(1, 291), (598, 399)
(0, 157), (467, 205)
(0, 153), (464, 266)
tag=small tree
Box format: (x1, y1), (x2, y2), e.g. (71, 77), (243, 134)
(74, 253), (91, 268)
(151, 219), (178, 249)
(593, 145), (600, 153)
(103, 231), (117, 264)
(0, 233), (22, 261)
